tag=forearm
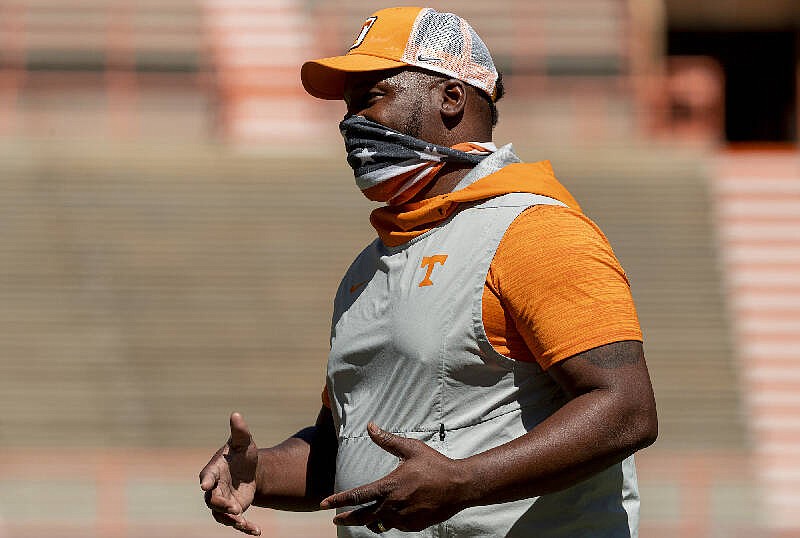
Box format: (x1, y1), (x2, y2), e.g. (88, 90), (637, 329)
(253, 436), (316, 510)
(458, 388), (657, 508)
(253, 407), (337, 511)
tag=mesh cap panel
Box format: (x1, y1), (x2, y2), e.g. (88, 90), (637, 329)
(400, 8), (498, 100)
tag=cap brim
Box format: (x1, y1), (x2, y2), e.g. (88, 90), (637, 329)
(301, 54), (409, 100)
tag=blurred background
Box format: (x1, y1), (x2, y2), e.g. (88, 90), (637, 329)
(0, 0), (798, 536)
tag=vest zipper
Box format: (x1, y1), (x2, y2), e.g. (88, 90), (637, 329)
(439, 423), (446, 441)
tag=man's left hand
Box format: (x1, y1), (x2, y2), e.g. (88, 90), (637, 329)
(319, 422), (467, 533)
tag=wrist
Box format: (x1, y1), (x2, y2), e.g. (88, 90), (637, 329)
(254, 447), (273, 500)
(448, 456), (482, 512)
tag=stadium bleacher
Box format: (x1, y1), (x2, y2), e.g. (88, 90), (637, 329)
(4, 1), (798, 536)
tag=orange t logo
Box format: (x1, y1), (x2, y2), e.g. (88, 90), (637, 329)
(418, 255), (448, 287)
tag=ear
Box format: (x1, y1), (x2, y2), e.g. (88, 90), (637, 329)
(439, 79), (467, 121)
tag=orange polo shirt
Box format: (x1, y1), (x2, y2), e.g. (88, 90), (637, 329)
(482, 204), (641, 369)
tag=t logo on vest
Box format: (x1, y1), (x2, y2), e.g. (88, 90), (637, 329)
(418, 255), (448, 287)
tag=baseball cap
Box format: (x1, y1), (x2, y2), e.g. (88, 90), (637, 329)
(301, 6), (499, 102)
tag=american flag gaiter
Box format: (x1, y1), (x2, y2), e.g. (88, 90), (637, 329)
(340, 115), (494, 206)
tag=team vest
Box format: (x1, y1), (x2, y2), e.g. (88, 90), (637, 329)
(327, 190), (640, 537)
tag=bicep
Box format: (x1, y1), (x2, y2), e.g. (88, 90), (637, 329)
(547, 340), (653, 401)
(547, 340), (658, 447)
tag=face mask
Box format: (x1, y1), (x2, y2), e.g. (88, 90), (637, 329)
(339, 115), (493, 205)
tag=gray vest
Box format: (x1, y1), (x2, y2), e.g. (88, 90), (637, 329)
(327, 192), (639, 537)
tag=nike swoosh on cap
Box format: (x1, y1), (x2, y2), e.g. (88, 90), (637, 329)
(417, 54), (442, 62)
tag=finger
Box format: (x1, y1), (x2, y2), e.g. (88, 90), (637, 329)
(212, 511), (262, 536)
(367, 422), (424, 459)
(230, 412), (253, 450)
(206, 487), (241, 514)
(332, 505), (379, 527)
(206, 489), (237, 513)
(199, 461), (221, 491)
(213, 510), (239, 527)
(320, 479), (389, 510)
(206, 483), (243, 515)
(231, 513), (262, 536)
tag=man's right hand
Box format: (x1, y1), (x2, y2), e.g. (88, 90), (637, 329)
(199, 412), (262, 536)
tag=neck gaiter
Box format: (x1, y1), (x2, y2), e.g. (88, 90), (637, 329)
(340, 115), (494, 205)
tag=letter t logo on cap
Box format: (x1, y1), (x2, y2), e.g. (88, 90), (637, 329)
(350, 16), (377, 50)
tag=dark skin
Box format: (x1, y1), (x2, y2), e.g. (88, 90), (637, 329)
(199, 68), (658, 535)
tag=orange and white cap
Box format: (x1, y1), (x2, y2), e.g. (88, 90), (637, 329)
(301, 7), (499, 102)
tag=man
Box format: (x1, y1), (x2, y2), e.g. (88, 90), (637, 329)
(200, 7), (657, 537)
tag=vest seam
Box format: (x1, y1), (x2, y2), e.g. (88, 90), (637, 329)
(436, 297), (447, 430)
(442, 401), (551, 433)
(437, 210), (497, 450)
(435, 207), (470, 431)
(336, 401), (547, 440)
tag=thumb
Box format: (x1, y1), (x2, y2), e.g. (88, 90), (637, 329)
(229, 412), (254, 450)
(367, 422), (423, 459)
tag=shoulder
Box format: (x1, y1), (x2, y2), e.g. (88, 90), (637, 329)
(510, 204), (607, 237)
(498, 205), (617, 264)
(489, 204), (632, 299)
